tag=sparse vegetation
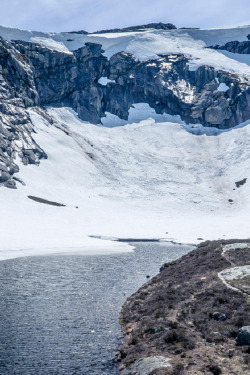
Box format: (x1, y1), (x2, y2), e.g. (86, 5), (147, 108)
(119, 240), (250, 374)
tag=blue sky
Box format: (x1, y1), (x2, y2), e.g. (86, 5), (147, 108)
(1, 0), (249, 32)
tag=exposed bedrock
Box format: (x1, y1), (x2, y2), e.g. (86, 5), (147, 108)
(0, 37), (47, 188)
(210, 40), (250, 54)
(12, 39), (250, 130)
(0, 36), (250, 185)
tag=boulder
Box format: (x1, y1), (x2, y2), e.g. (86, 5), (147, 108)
(121, 356), (171, 375)
(236, 326), (250, 346)
(210, 312), (227, 321)
(4, 179), (16, 189)
(0, 171), (10, 183)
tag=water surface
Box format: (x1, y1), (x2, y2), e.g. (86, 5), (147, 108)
(0, 243), (192, 375)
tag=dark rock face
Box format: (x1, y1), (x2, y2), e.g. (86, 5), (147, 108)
(13, 40), (108, 124)
(210, 40), (250, 54)
(92, 22), (177, 34)
(0, 37), (47, 188)
(235, 178), (247, 188)
(236, 326), (250, 346)
(0, 35), (250, 186)
(103, 54), (250, 129)
(13, 40), (250, 129)
(7, 40), (250, 130)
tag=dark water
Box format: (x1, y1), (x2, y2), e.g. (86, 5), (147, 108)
(0, 243), (192, 375)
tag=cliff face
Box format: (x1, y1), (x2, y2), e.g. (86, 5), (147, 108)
(118, 240), (250, 375)
(210, 40), (250, 54)
(0, 35), (250, 187)
(12, 39), (250, 129)
(0, 37), (46, 188)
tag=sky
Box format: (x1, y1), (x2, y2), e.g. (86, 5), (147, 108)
(0, 0), (249, 33)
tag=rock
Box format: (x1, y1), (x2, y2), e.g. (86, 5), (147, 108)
(0, 163), (8, 172)
(0, 171), (10, 182)
(227, 349), (234, 358)
(23, 149), (37, 164)
(211, 40), (250, 54)
(210, 312), (227, 321)
(235, 178), (247, 188)
(13, 176), (26, 186)
(236, 326), (250, 346)
(4, 179), (16, 189)
(121, 356), (171, 375)
(0, 38), (46, 186)
(93, 22), (177, 34)
(12, 38), (250, 130)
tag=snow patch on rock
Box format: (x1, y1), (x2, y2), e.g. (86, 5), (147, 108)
(218, 82), (230, 92)
(98, 76), (116, 86)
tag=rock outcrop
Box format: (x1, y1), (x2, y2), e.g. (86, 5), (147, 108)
(0, 37), (47, 188)
(119, 240), (250, 374)
(11, 40), (250, 130)
(92, 22), (177, 34)
(211, 40), (250, 54)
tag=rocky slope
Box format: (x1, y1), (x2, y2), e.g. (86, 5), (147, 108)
(0, 38), (47, 188)
(210, 34), (250, 54)
(1, 26), (250, 187)
(118, 240), (250, 375)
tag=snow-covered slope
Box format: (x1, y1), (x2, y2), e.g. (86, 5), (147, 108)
(1, 106), (250, 260)
(1, 25), (250, 78)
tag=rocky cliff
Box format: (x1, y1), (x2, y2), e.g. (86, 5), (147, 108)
(210, 35), (250, 54)
(0, 33), (250, 187)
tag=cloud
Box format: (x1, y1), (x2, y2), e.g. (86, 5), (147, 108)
(0, 0), (249, 32)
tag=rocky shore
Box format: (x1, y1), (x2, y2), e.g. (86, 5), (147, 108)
(118, 240), (250, 375)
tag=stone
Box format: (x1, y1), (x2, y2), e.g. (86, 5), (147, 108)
(210, 312), (227, 321)
(236, 326), (250, 346)
(0, 171), (10, 182)
(211, 40), (250, 54)
(121, 356), (171, 375)
(23, 149), (37, 164)
(4, 179), (16, 189)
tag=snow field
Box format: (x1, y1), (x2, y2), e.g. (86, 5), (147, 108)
(0, 106), (250, 260)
